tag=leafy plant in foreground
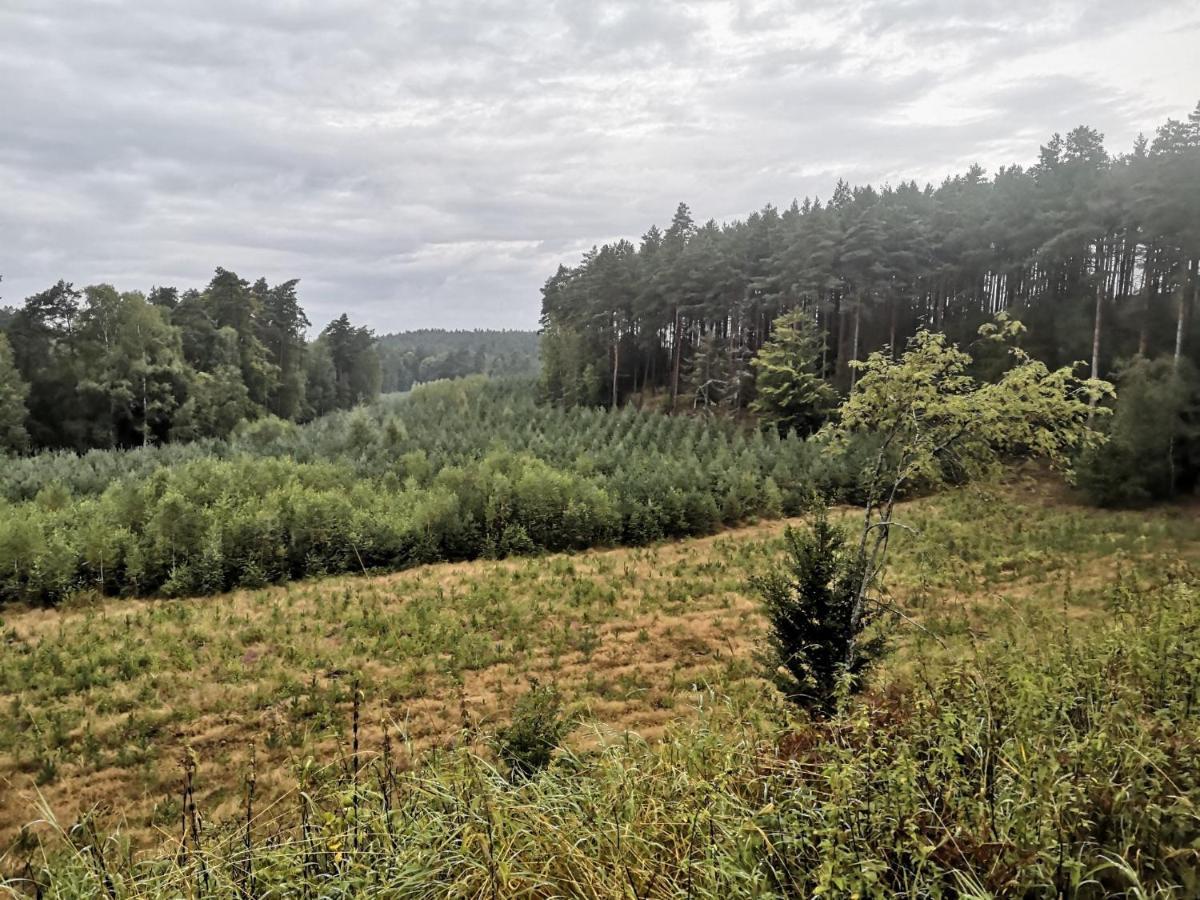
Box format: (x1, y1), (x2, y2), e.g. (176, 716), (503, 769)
(760, 316), (1112, 713)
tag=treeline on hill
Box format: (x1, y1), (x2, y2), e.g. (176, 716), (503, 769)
(0, 269), (381, 453)
(0, 378), (875, 605)
(539, 105), (1200, 501)
(377, 329), (539, 392)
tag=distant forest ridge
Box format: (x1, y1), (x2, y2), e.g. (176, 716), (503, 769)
(376, 329), (539, 393)
(539, 103), (1200, 409)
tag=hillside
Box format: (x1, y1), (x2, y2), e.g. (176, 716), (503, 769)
(3, 475), (1197, 866)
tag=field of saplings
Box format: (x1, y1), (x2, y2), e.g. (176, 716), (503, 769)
(2, 481), (1199, 896)
(0, 378), (873, 604)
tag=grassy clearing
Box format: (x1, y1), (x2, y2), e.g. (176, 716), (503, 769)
(1, 473), (1198, 870)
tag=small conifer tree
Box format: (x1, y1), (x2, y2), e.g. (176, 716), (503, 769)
(754, 511), (882, 716)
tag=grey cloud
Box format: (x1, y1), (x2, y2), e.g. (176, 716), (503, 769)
(0, 0), (1195, 330)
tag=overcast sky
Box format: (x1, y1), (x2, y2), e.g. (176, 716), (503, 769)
(2, 1), (1197, 332)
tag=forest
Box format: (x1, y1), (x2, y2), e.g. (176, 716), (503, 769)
(0, 276), (542, 455)
(539, 106), (1200, 419)
(0, 270), (381, 452)
(377, 329), (539, 392)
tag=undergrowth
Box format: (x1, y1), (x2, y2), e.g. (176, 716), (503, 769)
(5, 567), (1199, 898)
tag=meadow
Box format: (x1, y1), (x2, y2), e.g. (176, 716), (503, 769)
(2, 473), (1199, 896)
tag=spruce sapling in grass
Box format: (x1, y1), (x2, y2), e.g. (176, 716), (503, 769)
(492, 680), (576, 780)
(754, 511), (882, 716)
(756, 317), (1111, 716)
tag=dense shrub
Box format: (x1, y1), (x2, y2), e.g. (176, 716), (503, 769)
(0, 378), (882, 604)
(492, 680), (577, 780)
(754, 512), (881, 715)
(1077, 356), (1200, 505)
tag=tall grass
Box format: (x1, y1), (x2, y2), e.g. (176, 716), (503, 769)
(8, 572), (1198, 897)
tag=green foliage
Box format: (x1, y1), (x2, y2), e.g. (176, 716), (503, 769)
(492, 680), (576, 779)
(3, 270), (380, 452)
(0, 332), (29, 453)
(377, 329), (539, 392)
(759, 321), (1112, 720)
(827, 319), (1111, 495)
(0, 378), (849, 604)
(75, 289), (189, 446)
(684, 332), (753, 414)
(750, 309), (835, 435)
(754, 512), (878, 715)
(319, 313), (381, 409)
(538, 106), (1200, 475)
(1077, 355), (1200, 505)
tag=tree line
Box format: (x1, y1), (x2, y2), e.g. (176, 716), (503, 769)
(539, 103), (1200, 411)
(377, 329), (539, 393)
(0, 269), (381, 452)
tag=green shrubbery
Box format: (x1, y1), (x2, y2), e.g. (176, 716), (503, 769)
(1078, 355), (1200, 506)
(491, 680), (577, 780)
(755, 513), (881, 715)
(0, 378), (874, 604)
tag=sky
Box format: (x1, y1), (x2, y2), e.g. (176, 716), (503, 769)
(1, 1), (1198, 333)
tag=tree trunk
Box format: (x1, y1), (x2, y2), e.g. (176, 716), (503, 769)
(1091, 252), (1105, 383)
(1177, 258), (1197, 368)
(819, 305), (828, 378)
(850, 301), (862, 391)
(834, 294), (846, 386)
(142, 370), (149, 448)
(1138, 253), (1153, 357)
(888, 295), (897, 358)
(611, 331), (619, 410)
(669, 308), (682, 412)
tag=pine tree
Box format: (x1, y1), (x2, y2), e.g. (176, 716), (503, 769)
(750, 310), (835, 436)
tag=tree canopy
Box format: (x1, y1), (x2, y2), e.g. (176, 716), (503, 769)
(539, 105), (1200, 411)
(0, 270), (380, 451)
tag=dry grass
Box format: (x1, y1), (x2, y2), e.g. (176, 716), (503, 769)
(2, 473), (1197, 851)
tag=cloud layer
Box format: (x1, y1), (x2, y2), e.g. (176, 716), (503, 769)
(1, 0), (1197, 331)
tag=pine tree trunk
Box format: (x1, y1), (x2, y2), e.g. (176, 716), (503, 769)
(1177, 258), (1197, 368)
(669, 308), (682, 412)
(1091, 253), (1105, 383)
(611, 332), (619, 409)
(1138, 255), (1153, 357)
(888, 295), (897, 358)
(850, 302), (862, 390)
(1175, 287), (1185, 366)
(834, 294), (846, 386)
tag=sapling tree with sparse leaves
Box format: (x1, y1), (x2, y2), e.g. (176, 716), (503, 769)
(492, 680), (577, 780)
(760, 316), (1113, 713)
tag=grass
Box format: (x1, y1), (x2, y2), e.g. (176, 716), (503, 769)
(1, 471), (1199, 893)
